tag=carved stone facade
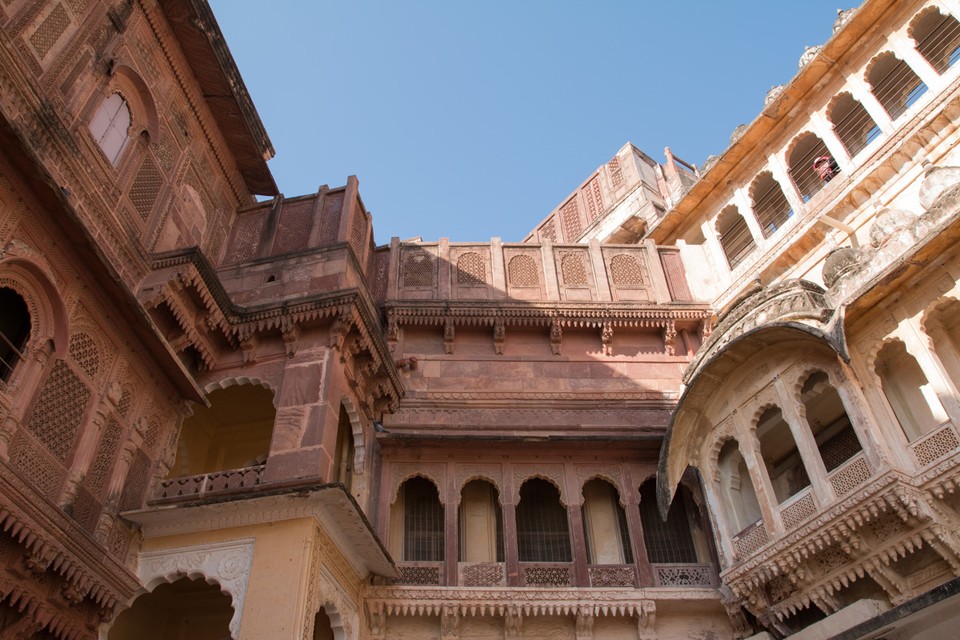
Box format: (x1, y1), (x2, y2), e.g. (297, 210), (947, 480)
(3, 0), (960, 639)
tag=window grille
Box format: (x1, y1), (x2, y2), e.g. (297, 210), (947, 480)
(751, 173), (792, 238)
(913, 8), (960, 74)
(516, 479), (572, 562)
(829, 93), (881, 158)
(868, 52), (927, 121)
(788, 134), (836, 201)
(639, 481), (698, 564)
(402, 477), (445, 561)
(0, 288), (30, 382)
(716, 206), (755, 269)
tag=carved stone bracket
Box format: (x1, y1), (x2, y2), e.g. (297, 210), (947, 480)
(137, 538), (255, 639)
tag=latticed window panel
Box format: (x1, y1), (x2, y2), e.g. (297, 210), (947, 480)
(85, 418), (122, 500)
(25, 360), (91, 462)
(560, 252), (589, 286)
(516, 479), (571, 562)
(349, 208), (367, 259)
(72, 485), (102, 534)
(272, 199), (313, 255)
(68, 331), (101, 380)
(583, 175), (604, 221)
(456, 252), (486, 286)
(521, 564), (572, 587)
(460, 562), (505, 587)
(829, 455), (871, 497)
(652, 564), (714, 587)
(639, 482), (698, 564)
(608, 156), (624, 188)
(780, 491), (816, 530)
(229, 211), (268, 263)
(818, 424), (862, 472)
(660, 250), (692, 301)
(402, 477), (445, 561)
(609, 254), (645, 286)
(9, 432), (65, 500)
(317, 192), (344, 245)
(538, 219), (557, 243)
(118, 449), (152, 512)
(733, 521), (769, 560)
(913, 423), (960, 466)
(507, 255), (540, 287)
(559, 198), (582, 241)
(129, 156), (164, 221)
(396, 564), (442, 585)
(588, 565), (637, 587)
(402, 250), (435, 288)
(30, 3), (70, 58)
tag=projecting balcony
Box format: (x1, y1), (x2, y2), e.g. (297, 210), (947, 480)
(151, 464), (265, 503)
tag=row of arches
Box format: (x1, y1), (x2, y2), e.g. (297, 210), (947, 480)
(712, 5), (960, 271)
(391, 475), (711, 579)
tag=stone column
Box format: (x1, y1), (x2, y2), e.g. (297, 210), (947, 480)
(768, 151), (806, 218)
(502, 498), (520, 587)
(625, 487), (654, 586)
(567, 501), (590, 587)
(809, 111), (853, 169)
(445, 464), (458, 586)
(773, 375), (836, 507)
(847, 76), (896, 134)
(700, 218), (732, 277)
(890, 36), (942, 93)
(732, 411), (784, 536)
(733, 187), (766, 246)
(902, 318), (960, 424)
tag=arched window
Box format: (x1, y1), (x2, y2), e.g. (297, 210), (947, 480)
(926, 298), (960, 392)
(828, 92), (881, 157)
(332, 406), (355, 490)
(717, 439), (762, 533)
(800, 371), (863, 471)
(399, 477), (444, 561)
(757, 407), (809, 503)
(88, 92), (132, 165)
(867, 51), (927, 121)
(639, 480), (702, 564)
(716, 205), (756, 269)
(313, 608), (335, 640)
(875, 340), (944, 441)
(107, 577), (233, 640)
(171, 385), (275, 477)
(581, 479), (632, 564)
(516, 478), (571, 562)
(458, 480), (503, 562)
(0, 287), (31, 382)
(750, 172), (793, 238)
(911, 7), (960, 74)
(788, 132), (838, 201)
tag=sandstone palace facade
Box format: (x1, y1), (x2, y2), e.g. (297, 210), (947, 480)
(2, 0), (960, 638)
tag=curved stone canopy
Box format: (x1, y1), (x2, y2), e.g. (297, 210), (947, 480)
(656, 280), (847, 517)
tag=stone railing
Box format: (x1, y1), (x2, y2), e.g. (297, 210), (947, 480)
(779, 487), (817, 531)
(828, 453), (872, 497)
(520, 562), (573, 587)
(153, 464), (265, 501)
(732, 519), (768, 561)
(651, 564), (715, 587)
(395, 562), (444, 586)
(911, 421), (959, 467)
(458, 562), (506, 587)
(587, 564), (637, 588)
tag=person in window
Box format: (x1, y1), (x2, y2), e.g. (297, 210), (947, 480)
(813, 155), (840, 184)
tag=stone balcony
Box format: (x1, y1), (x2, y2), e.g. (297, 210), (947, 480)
(721, 428), (960, 628)
(151, 464), (265, 503)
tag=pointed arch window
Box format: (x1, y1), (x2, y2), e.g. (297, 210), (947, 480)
(828, 92), (881, 157)
(716, 205), (755, 269)
(911, 7), (960, 74)
(867, 51), (927, 121)
(516, 478), (571, 562)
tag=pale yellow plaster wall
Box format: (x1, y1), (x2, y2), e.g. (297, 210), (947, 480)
(139, 517), (362, 640)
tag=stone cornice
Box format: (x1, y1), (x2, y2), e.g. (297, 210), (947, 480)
(126, 482), (398, 579)
(0, 459), (141, 616)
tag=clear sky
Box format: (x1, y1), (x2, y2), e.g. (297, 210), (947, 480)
(208, 1), (851, 245)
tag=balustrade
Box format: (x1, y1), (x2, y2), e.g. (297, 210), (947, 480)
(911, 421), (960, 467)
(153, 464), (265, 501)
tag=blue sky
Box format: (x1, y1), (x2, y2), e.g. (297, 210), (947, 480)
(209, 1), (850, 244)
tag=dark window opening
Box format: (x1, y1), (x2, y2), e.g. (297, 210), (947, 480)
(402, 477), (445, 561)
(0, 288), (31, 382)
(516, 478), (571, 562)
